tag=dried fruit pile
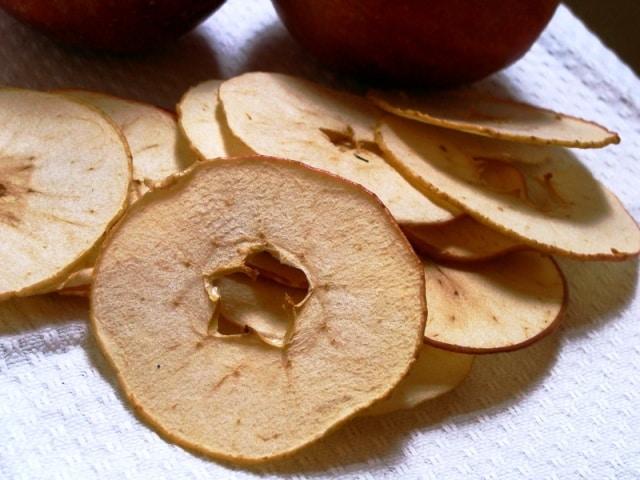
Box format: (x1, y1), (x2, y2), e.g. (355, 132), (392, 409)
(1, 73), (638, 464)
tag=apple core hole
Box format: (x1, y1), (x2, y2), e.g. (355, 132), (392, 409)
(320, 126), (357, 150)
(319, 126), (384, 163)
(205, 249), (310, 348)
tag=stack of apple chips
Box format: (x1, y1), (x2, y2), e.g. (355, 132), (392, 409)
(1, 73), (637, 464)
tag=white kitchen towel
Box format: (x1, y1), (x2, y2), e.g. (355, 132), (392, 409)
(1, 1), (639, 479)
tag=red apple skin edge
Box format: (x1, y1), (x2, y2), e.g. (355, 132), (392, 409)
(0, 0), (227, 53)
(270, 0), (561, 88)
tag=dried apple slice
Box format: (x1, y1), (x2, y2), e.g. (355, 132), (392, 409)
(376, 116), (640, 260)
(59, 89), (198, 202)
(422, 251), (567, 353)
(368, 87), (620, 148)
(0, 87), (131, 301)
(363, 345), (475, 416)
(218, 72), (459, 226)
(91, 155), (426, 463)
(177, 79), (254, 160)
(403, 215), (526, 262)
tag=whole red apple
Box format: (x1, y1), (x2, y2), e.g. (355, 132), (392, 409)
(0, 0), (227, 53)
(271, 0), (560, 88)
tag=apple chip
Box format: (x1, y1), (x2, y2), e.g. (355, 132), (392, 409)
(404, 215), (525, 262)
(218, 72), (459, 226)
(91, 155), (426, 463)
(364, 345), (475, 416)
(0, 87), (131, 301)
(376, 116), (640, 260)
(422, 251), (567, 353)
(368, 88), (620, 148)
(59, 89), (198, 202)
(177, 79), (254, 159)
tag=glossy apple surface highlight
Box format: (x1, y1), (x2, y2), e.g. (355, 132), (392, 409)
(271, 0), (560, 88)
(0, 0), (227, 53)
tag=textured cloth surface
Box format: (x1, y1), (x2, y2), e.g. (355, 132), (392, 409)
(1, 1), (639, 479)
